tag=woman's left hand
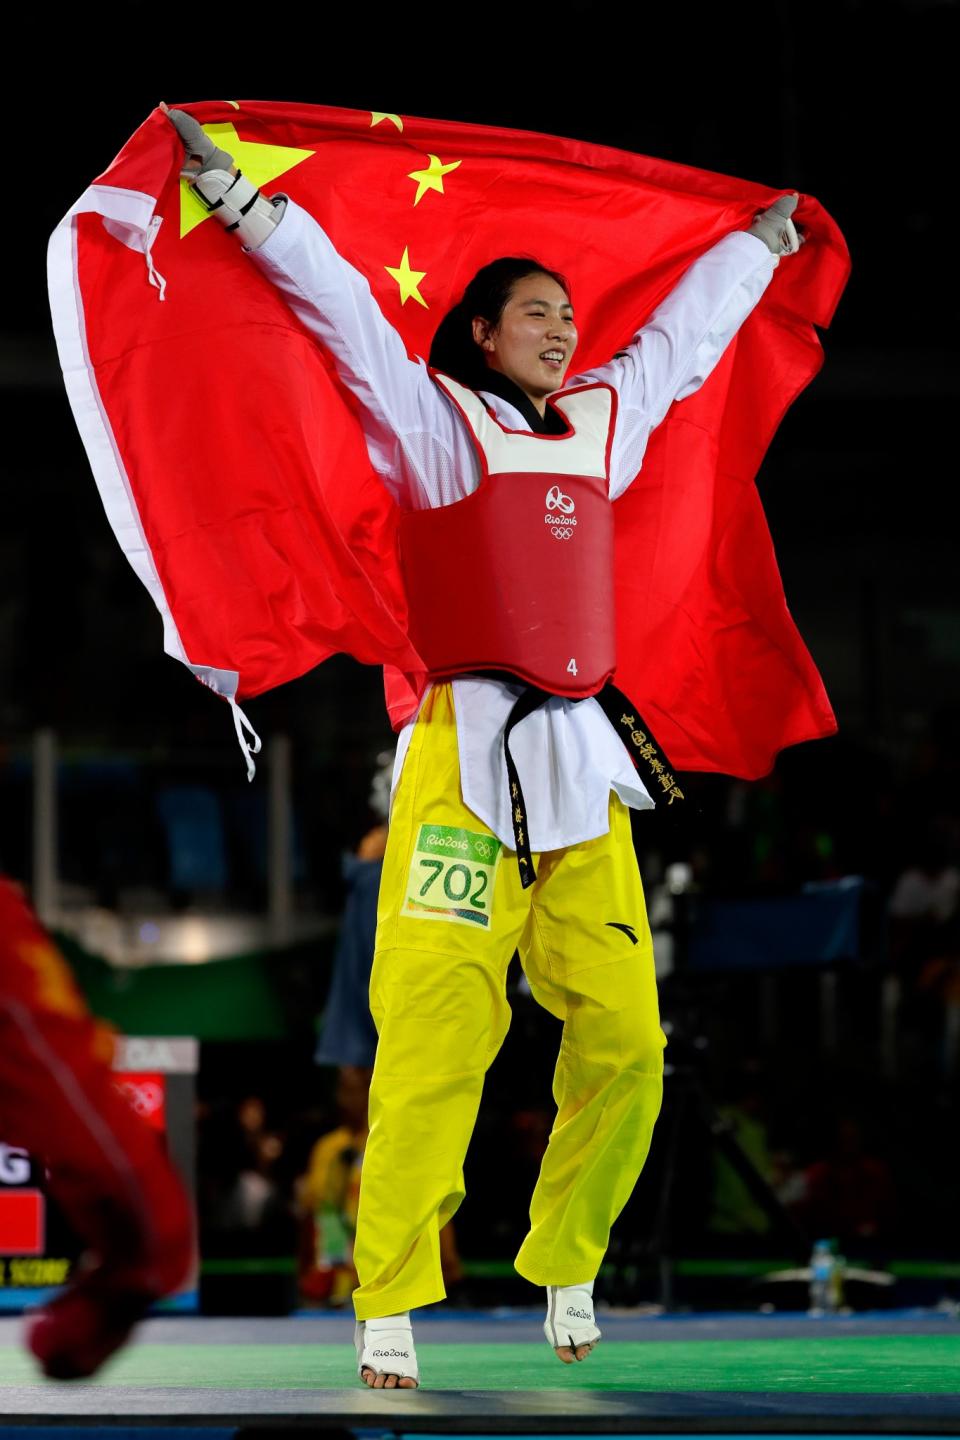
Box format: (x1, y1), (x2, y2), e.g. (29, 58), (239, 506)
(749, 193), (804, 256)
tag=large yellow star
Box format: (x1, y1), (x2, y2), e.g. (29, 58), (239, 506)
(180, 122), (314, 238)
(370, 111), (403, 131)
(384, 247), (428, 308)
(407, 153), (462, 206)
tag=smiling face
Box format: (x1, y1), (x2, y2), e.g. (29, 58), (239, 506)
(472, 272), (577, 413)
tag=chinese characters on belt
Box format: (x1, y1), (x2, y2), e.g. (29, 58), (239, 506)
(619, 714), (684, 805)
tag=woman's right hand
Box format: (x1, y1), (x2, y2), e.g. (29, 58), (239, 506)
(159, 101), (236, 179)
(159, 101), (279, 248)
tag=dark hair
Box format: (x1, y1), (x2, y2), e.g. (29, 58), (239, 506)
(429, 257), (570, 389)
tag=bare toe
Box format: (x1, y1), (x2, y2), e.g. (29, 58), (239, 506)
(399, 1376), (418, 1388)
(555, 1345), (576, 1364)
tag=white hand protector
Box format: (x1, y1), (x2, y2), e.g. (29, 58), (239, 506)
(161, 103), (283, 249)
(749, 193), (803, 256)
(544, 1282), (602, 1355)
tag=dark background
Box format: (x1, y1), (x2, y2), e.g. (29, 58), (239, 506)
(2, 3), (959, 1300)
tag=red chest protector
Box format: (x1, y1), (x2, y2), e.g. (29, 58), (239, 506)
(398, 373), (619, 697)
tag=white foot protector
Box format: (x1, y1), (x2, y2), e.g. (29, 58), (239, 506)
(355, 1312), (419, 1387)
(544, 1282), (602, 1358)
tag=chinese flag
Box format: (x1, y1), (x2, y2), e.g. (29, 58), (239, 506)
(49, 101), (849, 778)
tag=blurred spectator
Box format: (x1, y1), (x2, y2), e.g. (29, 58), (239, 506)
(709, 1097), (777, 1236)
(797, 1113), (895, 1250)
(314, 751), (393, 1069)
(298, 1065), (461, 1305)
(887, 821), (960, 1075)
(889, 824), (960, 957)
(313, 836), (385, 1070)
(200, 1094), (290, 1241)
(707, 1066), (804, 1237)
(220, 1128), (286, 1231)
(298, 1065), (370, 1305)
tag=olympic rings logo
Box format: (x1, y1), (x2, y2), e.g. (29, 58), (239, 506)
(474, 839), (494, 859)
(545, 485), (575, 515)
(550, 526), (574, 540)
(115, 1079), (164, 1119)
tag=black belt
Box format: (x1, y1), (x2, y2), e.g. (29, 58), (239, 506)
(501, 681), (685, 888)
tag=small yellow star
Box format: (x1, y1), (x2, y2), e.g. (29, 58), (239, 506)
(370, 111), (403, 131)
(180, 122), (314, 238)
(407, 153), (462, 206)
(384, 247), (428, 308)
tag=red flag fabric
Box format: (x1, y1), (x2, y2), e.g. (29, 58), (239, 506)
(49, 100), (849, 777)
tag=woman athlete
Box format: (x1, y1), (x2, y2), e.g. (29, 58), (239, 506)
(163, 103), (802, 1389)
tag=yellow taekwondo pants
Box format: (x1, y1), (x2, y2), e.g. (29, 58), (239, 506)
(352, 685), (665, 1320)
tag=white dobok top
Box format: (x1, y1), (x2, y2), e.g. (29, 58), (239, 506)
(252, 202), (777, 852)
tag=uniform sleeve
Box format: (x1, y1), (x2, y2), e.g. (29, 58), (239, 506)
(247, 200), (479, 509)
(570, 231), (777, 500)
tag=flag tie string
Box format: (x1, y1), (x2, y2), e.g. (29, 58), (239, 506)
(143, 217), (167, 302)
(229, 699), (263, 782)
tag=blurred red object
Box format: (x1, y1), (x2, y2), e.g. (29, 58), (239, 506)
(0, 878), (193, 1379)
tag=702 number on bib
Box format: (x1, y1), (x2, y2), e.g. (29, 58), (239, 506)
(403, 824), (502, 929)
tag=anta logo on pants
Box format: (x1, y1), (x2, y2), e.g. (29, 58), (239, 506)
(606, 921), (639, 944)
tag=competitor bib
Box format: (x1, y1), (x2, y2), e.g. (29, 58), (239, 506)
(403, 823), (502, 928)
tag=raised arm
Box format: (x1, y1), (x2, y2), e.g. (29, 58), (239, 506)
(161, 105), (473, 509)
(573, 197), (802, 499)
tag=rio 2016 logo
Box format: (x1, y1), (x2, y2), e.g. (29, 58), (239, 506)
(545, 485), (575, 515)
(545, 486), (577, 540)
(424, 832), (468, 852)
